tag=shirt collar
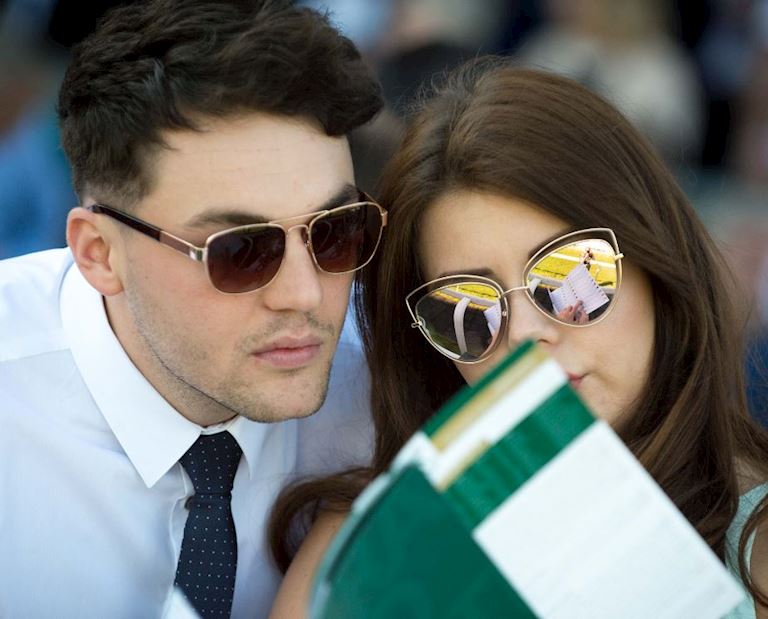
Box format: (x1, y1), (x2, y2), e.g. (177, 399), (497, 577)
(59, 260), (268, 488)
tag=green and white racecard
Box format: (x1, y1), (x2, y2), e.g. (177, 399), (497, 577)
(310, 341), (744, 619)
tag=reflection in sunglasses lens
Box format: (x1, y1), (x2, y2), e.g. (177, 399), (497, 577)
(526, 239), (617, 325)
(312, 204), (380, 273)
(415, 283), (502, 361)
(208, 227), (285, 293)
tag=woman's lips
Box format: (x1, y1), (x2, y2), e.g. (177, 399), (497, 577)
(567, 372), (585, 390)
(251, 337), (323, 369)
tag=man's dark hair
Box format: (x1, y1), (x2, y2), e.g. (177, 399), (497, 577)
(58, 0), (383, 206)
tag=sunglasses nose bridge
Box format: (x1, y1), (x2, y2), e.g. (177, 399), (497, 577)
(284, 223), (311, 248)
(500, 283), (530, 298)
(504, 284), (565, 349)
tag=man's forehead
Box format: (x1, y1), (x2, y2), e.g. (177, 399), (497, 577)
(157, 110), (347, 157)
(137, 112), (355, 225)
(161, 112), (339, 154)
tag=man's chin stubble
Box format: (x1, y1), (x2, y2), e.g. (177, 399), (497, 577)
(218, 364), (333, 423)
(235, 382), (330, 423)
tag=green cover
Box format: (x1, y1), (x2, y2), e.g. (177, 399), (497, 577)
(311, 466), (535, 619)
(444, 385), (593, 529)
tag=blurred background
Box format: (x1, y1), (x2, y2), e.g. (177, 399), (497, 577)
(0, 0), (766, 419)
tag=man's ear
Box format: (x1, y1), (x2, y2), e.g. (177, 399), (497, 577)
(67, 207), (124, 296)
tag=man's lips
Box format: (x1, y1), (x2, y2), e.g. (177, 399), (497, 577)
(250, 336), (324, 368)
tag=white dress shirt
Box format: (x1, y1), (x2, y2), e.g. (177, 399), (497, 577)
(0, 249), (373, 619)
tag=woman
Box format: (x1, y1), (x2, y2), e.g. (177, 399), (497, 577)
(268, 61), (768, 617)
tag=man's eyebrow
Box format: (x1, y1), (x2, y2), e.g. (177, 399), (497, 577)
(183, 183), (361, 229)
(317, 183), (362, 212)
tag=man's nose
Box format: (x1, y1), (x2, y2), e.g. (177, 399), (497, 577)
(259, 227), (322, 313)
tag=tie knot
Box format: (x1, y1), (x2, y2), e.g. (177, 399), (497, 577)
(179, 432), (242, 495)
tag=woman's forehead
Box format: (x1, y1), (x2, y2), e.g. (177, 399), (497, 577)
(418, 190), (571, 278)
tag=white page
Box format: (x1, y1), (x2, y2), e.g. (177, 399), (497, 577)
(549, 263), (609, 316)
(549, 282), (578, 315)
(473, 422), (743, 619)
(566, 263), (610, 314)
(483, 303), (502, 337)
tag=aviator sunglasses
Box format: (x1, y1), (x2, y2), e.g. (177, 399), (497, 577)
(87, 192), (387, 294)
(406, 228), (624, 363)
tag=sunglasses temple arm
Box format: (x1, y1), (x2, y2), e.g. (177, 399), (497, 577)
(88, 204), (206, 262)
(157, 231), (206, 262)
(405, 303), (421, 329)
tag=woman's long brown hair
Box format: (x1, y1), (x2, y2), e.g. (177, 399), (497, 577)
(269, 60), (768, 603)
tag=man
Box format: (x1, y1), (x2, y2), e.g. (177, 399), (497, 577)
(0, 1), (384, 617)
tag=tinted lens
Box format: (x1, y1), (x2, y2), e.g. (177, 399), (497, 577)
(525, 238), (618, 325)
(414, 282), (503, 361)
(207, 226), (285, 293)
(311, 203), (382, 273)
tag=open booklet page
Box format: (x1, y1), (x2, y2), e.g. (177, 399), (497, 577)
(310, 341), (744, 619)
(548, 262), (610, 316)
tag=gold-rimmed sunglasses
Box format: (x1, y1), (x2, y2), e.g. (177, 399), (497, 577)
(87, 192), (387, 294)
(405, 228), (624, 363)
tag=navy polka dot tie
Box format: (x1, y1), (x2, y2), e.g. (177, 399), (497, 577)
(175, 432), (243, 618)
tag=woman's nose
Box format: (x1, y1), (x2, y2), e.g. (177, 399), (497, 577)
(506, 292), (560, 349)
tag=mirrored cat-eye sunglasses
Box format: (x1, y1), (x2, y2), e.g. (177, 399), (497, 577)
(405, 228), (624, 363)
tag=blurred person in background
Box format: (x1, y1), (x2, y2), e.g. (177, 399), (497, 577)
(373, 0), (513, 116)
(722, 216), (768, 427)
(0, 0), (74, 258)
(696, 0), (760, 170)
(0, 0), (127, 259)
(516, 0), (704, 167)
(302, 0), (519, 193)
(732, 0), (768, 186)
(707, 0), (768, 426)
